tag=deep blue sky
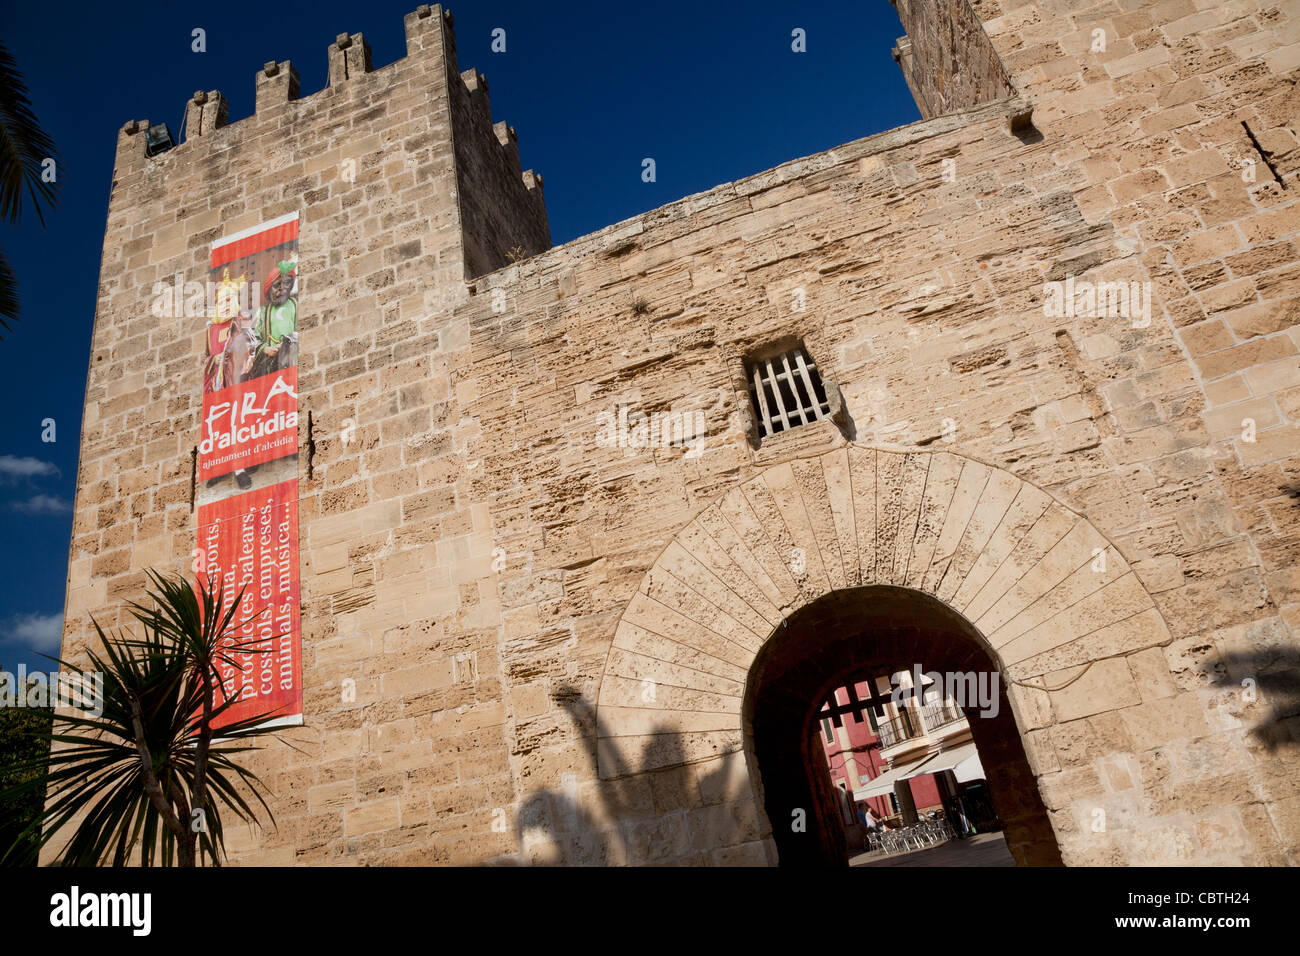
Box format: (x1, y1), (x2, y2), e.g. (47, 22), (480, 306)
(0, 0), (919, 673)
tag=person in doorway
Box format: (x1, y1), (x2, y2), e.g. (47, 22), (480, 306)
(954, 797), (973, 837)
(860, 805), (880, 832)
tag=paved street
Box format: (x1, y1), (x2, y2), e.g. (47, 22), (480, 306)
(849, 832), (1016, 867)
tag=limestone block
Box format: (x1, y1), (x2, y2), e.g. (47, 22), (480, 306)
(1046, 658), (1142, 722)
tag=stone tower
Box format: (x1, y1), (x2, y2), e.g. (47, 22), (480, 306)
(60, 1), (1300, 866)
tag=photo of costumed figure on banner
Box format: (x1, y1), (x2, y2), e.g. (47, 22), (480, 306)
(196, 211), (304, 731)
(198, 213), (301, 504)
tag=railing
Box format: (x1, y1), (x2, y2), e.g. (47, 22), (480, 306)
(921, 698), (965, 731)
(876, 708), (921, 747)
(876, 699), (964, 747)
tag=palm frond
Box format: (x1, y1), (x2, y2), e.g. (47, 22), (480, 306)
(0, 245), (17, 335)
(0, 569), (289, 866)
(0, 40), (59, 227)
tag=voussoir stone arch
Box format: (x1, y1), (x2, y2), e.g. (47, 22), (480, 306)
(594, 444), (1174, 781)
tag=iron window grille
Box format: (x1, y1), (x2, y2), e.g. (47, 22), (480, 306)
(746, 345), (831, 438)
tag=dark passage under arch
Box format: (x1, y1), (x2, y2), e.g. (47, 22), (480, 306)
(743, 585), (1063, 867)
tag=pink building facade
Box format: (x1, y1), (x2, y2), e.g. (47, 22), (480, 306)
(817, 675), (995, 840)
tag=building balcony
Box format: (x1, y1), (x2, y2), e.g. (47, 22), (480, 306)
(876, 710), (921, 748)
(877, 700), (970, 760)
(920, 699), (966, 733)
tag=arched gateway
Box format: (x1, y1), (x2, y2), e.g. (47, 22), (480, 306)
(594, 445), (1177, 866)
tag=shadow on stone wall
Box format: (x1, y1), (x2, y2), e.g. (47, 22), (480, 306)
(511, 683), (754, 865)
(1207, 650), (1300, 753)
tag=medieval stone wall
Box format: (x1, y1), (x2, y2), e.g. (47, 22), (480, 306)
(891, 0), (1016, 119)
(58, 5), (539, 864)
(978, 0), (1300, 865)
(451, 67), (551, 277)
(60, 2), (1300, 866)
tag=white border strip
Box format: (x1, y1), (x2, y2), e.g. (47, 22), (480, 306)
(209, 713), (304, 745)
(211, 211), (300, 253)
(256, 713), (304, 731)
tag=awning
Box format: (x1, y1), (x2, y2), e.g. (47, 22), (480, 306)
(953, 749), (986, 783)
(899, 741), (984, 782)
(853, 743), (988, 799)
(851, 753), (934, 799)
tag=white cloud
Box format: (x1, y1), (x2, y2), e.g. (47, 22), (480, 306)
(0, 455), (59, 481)
(7, 612), (64, 653)
(12, 494), (72, 514)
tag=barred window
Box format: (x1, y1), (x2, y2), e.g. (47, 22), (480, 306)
(746, 345), (831, 438)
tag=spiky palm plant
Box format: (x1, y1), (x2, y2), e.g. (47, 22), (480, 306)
(0, 40), (60, 336)
(2, 570), (287, 866)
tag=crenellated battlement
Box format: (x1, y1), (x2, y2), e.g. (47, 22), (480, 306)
(184, 89), (229, 139)
(110, 4), (550, 281)
(443, 54), (550, 273)
(255, 60), (300, 112)
(150, 7), (496, 145)
(446, 64), (549, 263)
(328, 31), (374, 85)
(68, 0), (1300, 870)
(131, 7), (457, 148)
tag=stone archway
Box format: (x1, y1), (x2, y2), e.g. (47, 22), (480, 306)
(593, 445), (1178, 865)
(745, 583), (1061, 866)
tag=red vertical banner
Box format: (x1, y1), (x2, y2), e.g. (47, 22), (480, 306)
(196, 482), (302, 728)
(196, 212), (303, 730)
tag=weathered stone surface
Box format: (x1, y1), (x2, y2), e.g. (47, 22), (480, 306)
(58, 2), (1300, 866)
